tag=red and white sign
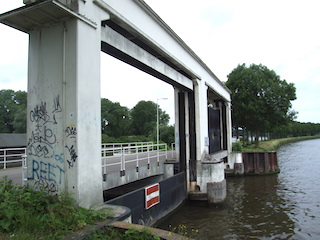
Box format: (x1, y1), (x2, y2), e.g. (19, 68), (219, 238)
(145, 183), (160, 209)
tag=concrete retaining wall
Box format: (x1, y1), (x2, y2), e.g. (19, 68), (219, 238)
(103, 161), (165, 190)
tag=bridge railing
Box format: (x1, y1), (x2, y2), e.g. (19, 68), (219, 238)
(2, 142), (168, 184)
(0, 148), (27, 169)
(101, 142), (153, 150)
(101, 143), (167, 178)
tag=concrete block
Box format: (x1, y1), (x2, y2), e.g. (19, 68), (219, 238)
(207, 179), (226, 204)
(234, 163), (244, 175)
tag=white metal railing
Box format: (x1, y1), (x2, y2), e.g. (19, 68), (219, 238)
(2, 142), (167, 184)
(101, 142), (153, 150)
(22, 154), (27, 185)
(171, 143), (176, 158)
(0, 148), (27, 169)
(101, 143), (167, 178)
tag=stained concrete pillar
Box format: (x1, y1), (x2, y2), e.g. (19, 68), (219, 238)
(225, 101), (232, 153)
(207, 179), (226, 204)
(193, 79), (209, 162)
(174, 87), (180, 162)
(24, 1), (109, 208)
(184, 92), (190, 191)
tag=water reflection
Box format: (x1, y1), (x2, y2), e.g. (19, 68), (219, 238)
(157, 139), (320, 239)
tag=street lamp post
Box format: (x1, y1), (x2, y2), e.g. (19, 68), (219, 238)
(157, 98), (168, 145)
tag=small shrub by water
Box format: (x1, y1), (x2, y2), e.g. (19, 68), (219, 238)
(0, 177), (108, 240)
(168, 224), (199, 238)
(85, 227), (161, 240)
(232, 141), (243, 152)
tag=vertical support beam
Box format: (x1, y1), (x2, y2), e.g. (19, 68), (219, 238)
(26, 6), (108, 208)
(226, 102), (232, 153)
(174, 87), (180, 162)
(219, 101), (223, 150)
(184, 92), (190, 191)
(193, 79), (209, 161)
(178, 91), (186, 172)
(188, 92), (197, 185)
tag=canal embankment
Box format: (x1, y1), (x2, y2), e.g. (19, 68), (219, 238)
(241, 135), (320, 152)
(227, 135), (320, 176)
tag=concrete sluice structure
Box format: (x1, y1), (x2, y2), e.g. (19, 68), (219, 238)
(0, 0), (241, 224)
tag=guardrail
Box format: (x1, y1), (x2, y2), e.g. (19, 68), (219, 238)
(101, 142), (153, 150)
(1, 142), (168, 184)
(0, 148), (26, 169)
(102, 143), (167, 178)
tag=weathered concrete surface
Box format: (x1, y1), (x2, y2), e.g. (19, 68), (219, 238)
(207, 179), (227, 204)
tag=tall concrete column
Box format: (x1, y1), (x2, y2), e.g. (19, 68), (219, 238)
(193, 79), (209, 161)
(184, 92), (190, 191)
(225, 101), (232, 153)
(174, 87), (180, 162)
(26, 2), (109, 208)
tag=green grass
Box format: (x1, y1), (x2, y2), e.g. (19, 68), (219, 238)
(0, 178), (167, 240)
(241, 135), (320, 152)
(0, 177), (108, 240)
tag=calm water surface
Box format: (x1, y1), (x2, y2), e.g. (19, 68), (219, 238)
(157, 139), (320, 239)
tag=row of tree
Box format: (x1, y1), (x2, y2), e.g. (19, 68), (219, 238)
(2, 62), (319, 147)
(101, 98), (174, 145)
(0, 90), (174, 145)
(270, 121), (320, 139)
(234, 120), (320, 146)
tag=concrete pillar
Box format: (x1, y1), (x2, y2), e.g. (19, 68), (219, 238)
(26, 2), (109, 208)
(225, 101), (232, 153)
(207, 179), (226, 204)
(174, 87), (180, 161)
(184, 92), (190, 191)
(219, 101), (223, 150)
(193, 79), (209, 161)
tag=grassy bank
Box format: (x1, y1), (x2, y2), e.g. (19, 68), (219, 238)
(0, 178), (181, 240)
(241, 135), (320, 152)
(0, 177), (110, 240)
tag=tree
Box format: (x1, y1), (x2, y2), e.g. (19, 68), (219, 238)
(0, 90), (27, 133)
(12, 91), (27, 133)
(226, 64), (297, 146)
(131, 100), (170, 137)
(159, 125), (174, 146)
(101, 98), (130, 138)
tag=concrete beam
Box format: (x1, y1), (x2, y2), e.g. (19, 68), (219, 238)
(101, 25), (193, 90)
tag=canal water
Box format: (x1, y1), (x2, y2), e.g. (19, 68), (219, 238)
(157, 139), (320, 239)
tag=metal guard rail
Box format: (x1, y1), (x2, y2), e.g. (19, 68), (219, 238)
(0, 148), (27, 169)
(101, 143), (167, 177)
(1, 143), (168, 184)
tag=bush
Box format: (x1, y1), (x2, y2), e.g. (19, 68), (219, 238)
(0, 177), (107, 239)
(232, 141), (243, 152)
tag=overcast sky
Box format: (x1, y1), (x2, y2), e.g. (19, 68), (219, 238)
(1, 1), (319, 125)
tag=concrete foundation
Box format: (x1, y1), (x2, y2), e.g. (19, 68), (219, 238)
(234, 163), (244, 175)
(197, 160), (225, 193)
(207, 179), (226, 204)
